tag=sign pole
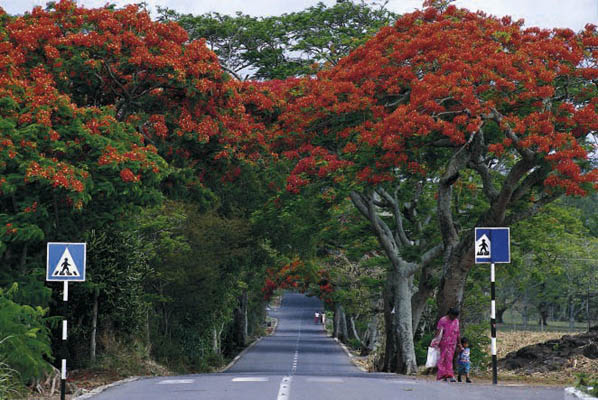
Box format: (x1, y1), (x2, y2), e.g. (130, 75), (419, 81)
(475, 227), (509, 386)
(61, 281), (68, 400)
(490, 262), (497, 385)
(47, 242), (85, 400)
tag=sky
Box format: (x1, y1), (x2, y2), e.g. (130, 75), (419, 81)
(1, 0), (597, 31)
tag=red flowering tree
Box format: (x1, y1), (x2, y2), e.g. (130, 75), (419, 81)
(273, 6), (598, 373)
(4, 1), (268, 197)
(0, 10), (166, 263)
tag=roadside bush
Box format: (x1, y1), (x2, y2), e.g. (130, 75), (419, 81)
(0, 284), (54, 384)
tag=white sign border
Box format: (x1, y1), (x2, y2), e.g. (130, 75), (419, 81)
(46, 242), (87, 282)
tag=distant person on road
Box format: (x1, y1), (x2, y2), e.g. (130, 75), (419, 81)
(314, 312), (320, 323)
(321, 312), (326, 325)
(432, 307), (460, 382)
(457, 337), (472, 383)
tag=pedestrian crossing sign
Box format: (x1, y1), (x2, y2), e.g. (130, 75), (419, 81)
(474, 228), (510, 264)
(46, 242), (86, 281)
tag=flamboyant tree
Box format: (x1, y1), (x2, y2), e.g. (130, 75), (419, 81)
(3, 1), (270, 199)
(0, 7), (167, 269)
(272, 6), (598, 373)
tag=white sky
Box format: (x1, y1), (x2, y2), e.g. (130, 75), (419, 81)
(1, 0), (597, 31)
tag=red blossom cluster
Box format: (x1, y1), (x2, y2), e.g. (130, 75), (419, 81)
(120, 168), (140, 183)
(262, 259), (334, 303)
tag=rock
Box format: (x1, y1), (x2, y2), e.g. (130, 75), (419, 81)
(499, 329), (598, 373)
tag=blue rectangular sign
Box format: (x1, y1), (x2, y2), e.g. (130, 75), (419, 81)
(46, 242), (86, 281)
(474, 228), (510, 264)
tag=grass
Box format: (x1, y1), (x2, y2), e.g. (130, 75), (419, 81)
(0, 359), (24, 399)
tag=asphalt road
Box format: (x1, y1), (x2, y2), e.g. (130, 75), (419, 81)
(88, 293), (564, 400)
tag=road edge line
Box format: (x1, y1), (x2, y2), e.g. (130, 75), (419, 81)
(333, 337), (368, 372)
(219, 315), (278, 373)
(219, 337), (263, 373)
(73, 376), (142, 400)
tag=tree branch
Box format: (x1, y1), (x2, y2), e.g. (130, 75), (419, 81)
(504, 191), (562, 225)
(375, 186), (412, 247)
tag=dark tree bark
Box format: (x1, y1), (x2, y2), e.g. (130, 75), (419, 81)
(496, 307), (507, 324)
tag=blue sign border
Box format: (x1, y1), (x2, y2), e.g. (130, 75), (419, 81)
(46, 242), (86, 282)
(474, 227), (510, 264)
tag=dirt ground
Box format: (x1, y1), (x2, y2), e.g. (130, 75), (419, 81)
(495, 327), (598, 385)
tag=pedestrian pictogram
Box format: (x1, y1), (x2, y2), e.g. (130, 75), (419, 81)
(47, 243), (86, 282)
(476, 234), (491, 258)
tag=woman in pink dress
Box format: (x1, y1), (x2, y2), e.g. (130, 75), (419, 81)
(433, 308), (460, 382)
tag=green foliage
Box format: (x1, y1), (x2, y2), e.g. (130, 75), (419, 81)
(0, 284), (54, 384)
(161, 0), (397, 80)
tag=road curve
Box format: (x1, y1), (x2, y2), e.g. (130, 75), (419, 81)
(88, 293), (564, 400)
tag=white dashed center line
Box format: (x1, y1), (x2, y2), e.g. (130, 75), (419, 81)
(306, 377), (344, 383)
(276, 309), (305, 400)
(232, 377), (269, 382)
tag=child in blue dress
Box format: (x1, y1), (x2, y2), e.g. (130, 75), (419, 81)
(457, 337), (472, 383)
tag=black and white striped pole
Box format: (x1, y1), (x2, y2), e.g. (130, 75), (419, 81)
(61, 281), (68, 400)
(490, 262), (497, 385)
(47, 242), (86, 400)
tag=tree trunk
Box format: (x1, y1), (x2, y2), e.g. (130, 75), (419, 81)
(349, 316), (362, 345)
(212, 327), (220, 354)
(380, 277), (397, 372)
(522, 298), (529, 329)
(145, 307), (151, 349)
(394, 276), (417, 375)
(361, 314), (378, 355)
(436, 239), (474, 318)
(90, 290), (99, 363)
(496, 307), (507, 324)
(569, 296), (576, 331)
(19, 243), (28, 274)
(233, 291), (248, 347)
(411, 261), (436, 333)
(333, 304), (348, 342)
(538, 303), (549, 327)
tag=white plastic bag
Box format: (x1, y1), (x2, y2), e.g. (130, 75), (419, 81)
(425, 346), (440, 368)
